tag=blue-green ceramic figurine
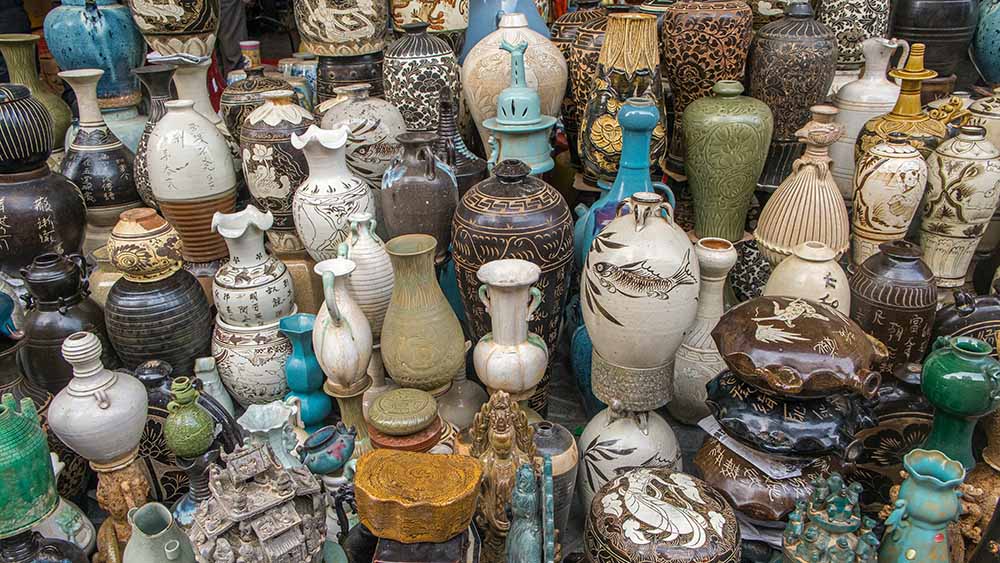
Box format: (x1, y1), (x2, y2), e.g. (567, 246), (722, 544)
(878, 449), (965, 563)
(506, 464), (541, 563)
(782, 473), (878, 563)
(280, 313), (332, 432)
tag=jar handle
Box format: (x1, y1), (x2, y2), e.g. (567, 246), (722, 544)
(478, 284), (491, 312)
(68, 253), (91, 293)
(894, 39), (910, 72)
(527, 287), (542, 318)
(931, 336), (951, 352)
(985, 364), (1000, 400)
(321, 271), (342, 324)
(419, 146), (436, 181)
(652, 182), (675, 210)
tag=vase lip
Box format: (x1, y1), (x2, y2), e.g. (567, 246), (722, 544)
(697, 237), (735, 253)
(314, 257), (357, 278)
(402, 21), (430, 34)
(495, 159), (531, 183)
(397, 131), (438, 146)
(348, 211), (373, 224)
(58, 68), (103, 82)
(902, 448), (966, 487)
(293, 52), (317, 60)
(947, 336), (993, 357)
(385, 233), (437, 258)
(262, 89), (296, 102)
(212, 204), (273, 239)
(712, 80), (744, 97)
(792, 241), (835, 262)
(477, 258), (541, 288)
(958, 125), (988, 141)
(630, 191), (662, 205)
(132, 64), (177, 76)
(291, 123), (349, 150)
(0, 33), (39, 44)
(498, 12), (530, 28)
(877, 240), (922, 261)
(164, 99), (196, 111)
(279, 312), (317, 335)
(128, 502), (176, 539)
(333, 83), (371, 99)
(238, 400), (296, 432)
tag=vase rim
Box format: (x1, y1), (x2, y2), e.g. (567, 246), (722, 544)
(128, 502), (177, 539)
(262, 89), (296, 101)
(792, 241), (835, 262)
(291, 124), (349, 150)
(279, 312), (317, 335)
(476, 258), (541, 288)
(164, 99), (196, 111)
(58, 68), (103, 81)
(902, 448), (966, 487)
(132, 64), (177, 76)
(314, 257), (357, 278)
(385, 234), (437, 257)
(948, 336), (993, 357)
(212, 204), (273, 239)
(498, 13), (530, 28)
(697, 237), (735, 253)
(0, 33), (39, 44)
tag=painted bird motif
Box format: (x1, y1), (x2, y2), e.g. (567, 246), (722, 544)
(592, 250), (697, 300)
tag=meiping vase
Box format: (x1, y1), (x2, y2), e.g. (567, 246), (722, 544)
(313, 257), (373, 397)
(749, 1), (837, 192)
(149, 100), (238, 263)
(920, 126), (1000, 289)
(921, 336), (1000, 468)
(240, 90), (314, 252)
(976, 0), (1000, 83)
(581, 191), (700, 411)
(462, 13), (567, 150)
(0, 35), (71, 152)
(122, 503), (195, 563)
(291, 124), (376, 261)
(133, 64), (176, 209)
(317, 83), (405, 189)
(221, 67), (292, 142)
(579, 13), (666, 186)
(380, 132), (458, 263)
(682, 80), (773, 242)
(294, 0), (387, 56)
(452, 160), (572, 412)
(0, 394), (59, 541)
(577, 406), (682, 513)
(879, 449), (965, 563)
(163, 377), (214, 459)
(461, 0), (549, 63)
(569, 10), (611, 160)
(213, 318), (291, 407)
(390, 0), (469, 52)
(211, 206), (296, 326)
(850, 241), (937, 379)
(381, 234), (465, 395)
(763, 241), (851, 313)
(815, 0), (890, 70)
(341, 212), (393, 340)
(20, 253), (117, 395)
(50, 331), (148, 468)
(551, 0), (605, 164)
(43, 0), (144, 109)
(105, 208), (213, 375)
(472, 259), (548, 399)
(316, 53), (386, 101)
(892, 0), (977, 76)
(280, 313), (332, 431)
(434, 89), (487, 195)
(669, 237), (737, 425)
(831, 38), (906, 199)
(660, 0), (752, 179)
(384, 23), (460, 133)
(754, 105), (850, 268)
(125, 0), (218, 56)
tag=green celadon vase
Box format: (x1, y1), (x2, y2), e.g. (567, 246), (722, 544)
(0, 393), (58, 538)
(164, 377), (216, 459)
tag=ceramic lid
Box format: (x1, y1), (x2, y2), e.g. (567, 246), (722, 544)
(368, 388), (438, 436)
(585, 467), (740, 563)
(221, 67), (292, 103)
(107, 208), (184, 283)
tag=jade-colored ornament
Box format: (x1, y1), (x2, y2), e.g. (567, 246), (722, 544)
(0, 394), (58, 538)
(506, 463), (541, 563)
(921, 336), (1000, 468)
(683, 80), (774, 242)
(164, 377), (215, 459)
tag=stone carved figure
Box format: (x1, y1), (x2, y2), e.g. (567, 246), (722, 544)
(506, 464), (542, 563)
(94, 462), (152, 563)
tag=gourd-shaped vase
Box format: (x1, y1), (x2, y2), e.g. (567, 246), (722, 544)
(384, 22), (460, 133)
(50, 331), (148, 469)
(294, 0), (387, 56)
(280, 313), (332, 431)
(132, 64), (176, 209)
(831, 37), (906, 200)
(291, 124), (375, 262)
(851, 133), (928, 265)
(125, 0), (219, 56)
(212, 206), (295, 326)
(435, 90), (487, 195)
(341, 212), (393, 341)
(0, 34), (72, 153)
(763, 241), (851, 313)
(473, 259), (548, 400)
(754, 105), (850, 268)
(878, 449), (965, 563)
(314, 257), (373, 397)
(669, 238), (736, 425)
(581, 192), (700, 411)
(814, 0), (889, 71)
(59, 69), (141, 254)
(920, 125), (1000, 289)
(0, 394), (59, 540)
(148, 100), (238, 263)
(240, 90), (314, 252)
(381, 234), (465, 395)
(579, 13), (666, 186)
(682, 80), (773, 242)
(163, 377), (214, 459)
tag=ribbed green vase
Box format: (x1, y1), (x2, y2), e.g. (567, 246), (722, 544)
(0, 393), (57, 538)
(0, 34), (72, 151)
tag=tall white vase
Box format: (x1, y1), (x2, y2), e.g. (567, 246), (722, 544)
(313, 257), (373, 396)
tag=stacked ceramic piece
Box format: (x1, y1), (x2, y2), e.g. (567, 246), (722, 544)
(695, 295), (884, 534)
(366, 388), (457, 453)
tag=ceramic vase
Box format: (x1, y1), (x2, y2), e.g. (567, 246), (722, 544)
(754, 105), (850, 268)
(892, 0), (977, 77)
(280, 313), (332, 431)
(815, 0), (890, 70)
(390, 0), (469, 52)
(0, 85), (85, 276)
(669, 237), (737, 425)
(749, 1), (837, 192)
(294, 0), (387, 56)
(384, 23), (460, 132)
(831, 38), (907, 200)
(69, 103), (147, 154)
(851, 133), (928, 265)
(579, 13), (666, 186)
(462, 13), (567, 150)
(763, 241), (851, 313)
(660, 0), (752, 180)
(568, 8), (615, 166)
(382, 234), (465, 395)
(316, 53), (386, 101)
(121, 503), (195, 563)
(682, 80), (773, 242)
(460, 0), (549, 64)
(88, 247), (125, 308)
(238, 399), (305, 468)
(212, 318), (291, 407)
(434, 91), (486, 195)
(380, 132), (459, 263)
(976, 0), (1000, 84)
(0, 393), (58, 542)
(0, 34), (71, 153)
(341, 212), (393, 341)
(551, 0), (605, 165)
(317, 83), (405, 190)
(148, 100), (238, 263)
(162, 377), (214, 459)
(531, 421), (577, 535)
(313, 257), (373, 397)
(220, 67), (292, 142)
(291, 124), (376, 262)
(132, 64), (176, 210)
(125, 0), (218, 56)
(240, 90), (314, 252)
(211, 206), (296, 326)
(970, 88), (1000, 164)
(581, 191), (699, 411)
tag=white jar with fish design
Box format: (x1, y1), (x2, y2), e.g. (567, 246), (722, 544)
(581, 191), (699, 410)
(290, 124), (376, 262)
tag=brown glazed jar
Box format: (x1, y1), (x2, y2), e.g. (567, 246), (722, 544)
(452, 160), (573, 414)
(552, 0), (605, 165)
(219, 66), (291, 141)
(19, 252), (118, 395)
(316, 53), (385, 102)
(934, 283), (1000, 353)
(849, 241), (937, 379)
(749, 0), (837, 191)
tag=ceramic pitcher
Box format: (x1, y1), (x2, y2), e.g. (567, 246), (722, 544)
(122, 502), (195, 563)
(313, 258), (373, 397)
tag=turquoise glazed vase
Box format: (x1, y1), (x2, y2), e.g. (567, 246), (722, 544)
(0, 394), (58, 538)
(976, 0), (1000, 84)
(280, 313), (332, 432)
(921, 336), (1000, 468)
(879, 449), (965, 563)
(43, 0), (145, 109)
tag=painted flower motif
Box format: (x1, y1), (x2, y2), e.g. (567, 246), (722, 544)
(601, 491), (623, 517)
(623, 518), (648, 545)
(590, 114), (623, 153)
(252, 144), (274, 163)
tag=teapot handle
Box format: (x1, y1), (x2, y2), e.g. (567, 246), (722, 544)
(322, 271), (342, 324)
(418, 146), (437, 181)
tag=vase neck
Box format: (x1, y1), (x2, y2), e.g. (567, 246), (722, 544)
(172, 63), (217, 124)
(0, 41), (44, 92)
(388, 248), (439, 307)
(303, 141), (349, 179)
(65, 76), (105, 129)
(889, 79), (925, 119)
(923, 411), (976, 468)
(861, 48), (894, 84)
(223, 227), (268, 269)
(486, 285), (532, 345)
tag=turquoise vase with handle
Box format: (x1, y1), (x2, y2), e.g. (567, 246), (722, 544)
(280, 313), (332, 432)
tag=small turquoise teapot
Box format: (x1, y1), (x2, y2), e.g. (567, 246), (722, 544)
(299, 422), (357, 475)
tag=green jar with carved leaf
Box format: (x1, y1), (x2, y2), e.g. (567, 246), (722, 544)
(683, 80), (773, 242)
(0, 393), (58, 538)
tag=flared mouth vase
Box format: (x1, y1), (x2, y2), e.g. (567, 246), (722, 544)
(903, 448), (966, 488)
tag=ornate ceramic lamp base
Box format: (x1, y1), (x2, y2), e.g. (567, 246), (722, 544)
(590, 349), (672, 411)
(325, 378), (373, 458)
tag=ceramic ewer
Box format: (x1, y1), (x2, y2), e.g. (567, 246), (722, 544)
(763, 241), (851, 314)
(0, 34), (72, 154)
(124, 0), (219, 56)
(132, 64), (176, 209)
(581, 191), (700, 411)
(314, 257), (373, 397)
(383, 22), (460, 133)
(294, 0), (388, 57)
(290, 124), (376, 262)
(851, 132), (928, 265)
(919, 125), (1000, 290)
